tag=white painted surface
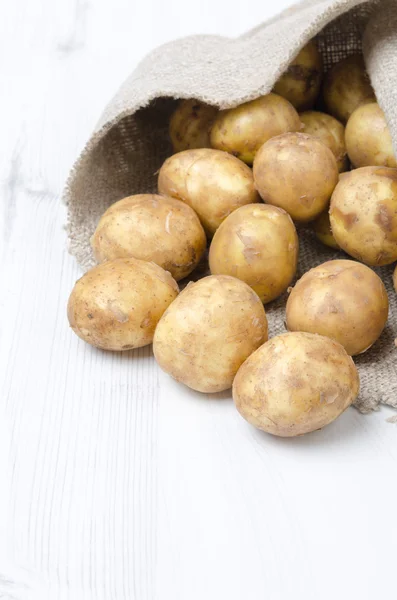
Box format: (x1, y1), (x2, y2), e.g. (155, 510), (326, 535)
(1, 1), (397, 598)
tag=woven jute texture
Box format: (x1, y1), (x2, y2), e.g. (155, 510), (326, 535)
(64, 0), (397, 412)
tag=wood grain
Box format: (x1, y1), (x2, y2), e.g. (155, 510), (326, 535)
(1, 0), (397, 599)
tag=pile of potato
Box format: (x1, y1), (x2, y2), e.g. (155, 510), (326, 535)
(67, 40), (397, 437)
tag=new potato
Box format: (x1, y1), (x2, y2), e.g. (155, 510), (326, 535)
(158, 148), (259, 235)
(67, 258), (179, 351)
(169, 99), (218, 152)
(233, 332), (359, 437)
(345, 102), (397, 168)
(286, 260), (389, 355)
(300, 110), (348, 172)
(312, 210), (339, 249)
(273, 40), (323, 111)
(90, 194), (206, 281)
(323, 54), (375, 123)
(210, 93), (301, 165)
(153, 275), (268, 393)
(253, 132), (339, 222)
(330, 167), (397, 266)
(209, 204), (298, 303)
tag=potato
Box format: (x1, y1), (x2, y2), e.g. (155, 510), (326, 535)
(169, 99), (218, 152)
(300, 111), (348, 172)
(323, 55), (375, 123)
(158, 148), (259, 235)
(153, 275), (268, 393)
(273, 40), (323, 111)
(330, 167), (397, 266)
(67, 258), (179, 351)
(286, 260), (389, 356)
(253, 132), (339, 222)
(90, 194), (206, 282)
(210, 93), (301, 165)
(394, 266), (397, 292)
(345, 102), (396, 168)
(312, 210), (339, 249)
(233, 332), (359, 437)
(209, 204), (298, 303)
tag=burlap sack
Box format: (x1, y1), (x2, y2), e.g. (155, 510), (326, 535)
(64, 0), (397, 413)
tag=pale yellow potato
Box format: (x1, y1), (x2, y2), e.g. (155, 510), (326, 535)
(209, 204), (298, 303)
(312, 210), (339, 249)
(273, 40), (323, 111)
(329, 166), (397, 266)
(158, 148), (259, 235)
(169, 99), (218, 152)
(67, 258), (179, 351)
(90, 194), (206, 282)
(345, 102), (396, 168)
(210, 93), (301, 165)
(300, 111), (348, 172)
(253, 132), (339, 222)
(233, 332), (359, 437)
(323, 54), (375, 123)
(153, 275), (268, 393)
(286, 260), (389, 356)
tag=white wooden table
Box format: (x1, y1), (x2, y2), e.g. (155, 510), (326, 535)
(1, 1), (397, 598)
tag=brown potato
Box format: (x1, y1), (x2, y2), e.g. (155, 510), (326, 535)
(312, 210), (339, 249)
(158, 148), (259, 235)
(323, 54), (375, 123)
(67, 258), (179, 351)
(394, 266), (397, 292)
(286, 260), (389, 355)
(209, 204), (298, 303)
(345, 102), (396, 168)
(153, 275), (268, 393)
(233, 332), (359, 437)
(273, 40), (323, 111)
(169, 99), (218, 152)
(330, 167), (397, 266)
(300, 111), (348, 172)
(253, 132), (339, 222)
(90, 194), (206, 282)
(210, 93), (301, 165)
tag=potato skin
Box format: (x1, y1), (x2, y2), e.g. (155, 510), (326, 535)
(67, 258), (179, 351)
(273, 40), (323, 111)
(312, 210), (339, 249)
(210, 93), (301, 165)
(233, 332), (359, 437)
(329, 167), (397, 266)
(90, 194), (206, 282)
(153, 275), (268, 393)
(286, 259), (389, 356)
(345, 103), (397, 168)
(300, 111), (348, 172)
(158, 148), (259, 235)
(323, 55), (375, 123)
(253, 132), (339, 222)
(394, 266), (397, 292)
(169, 99), (218, 152)
(209, 204), (298, 303)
